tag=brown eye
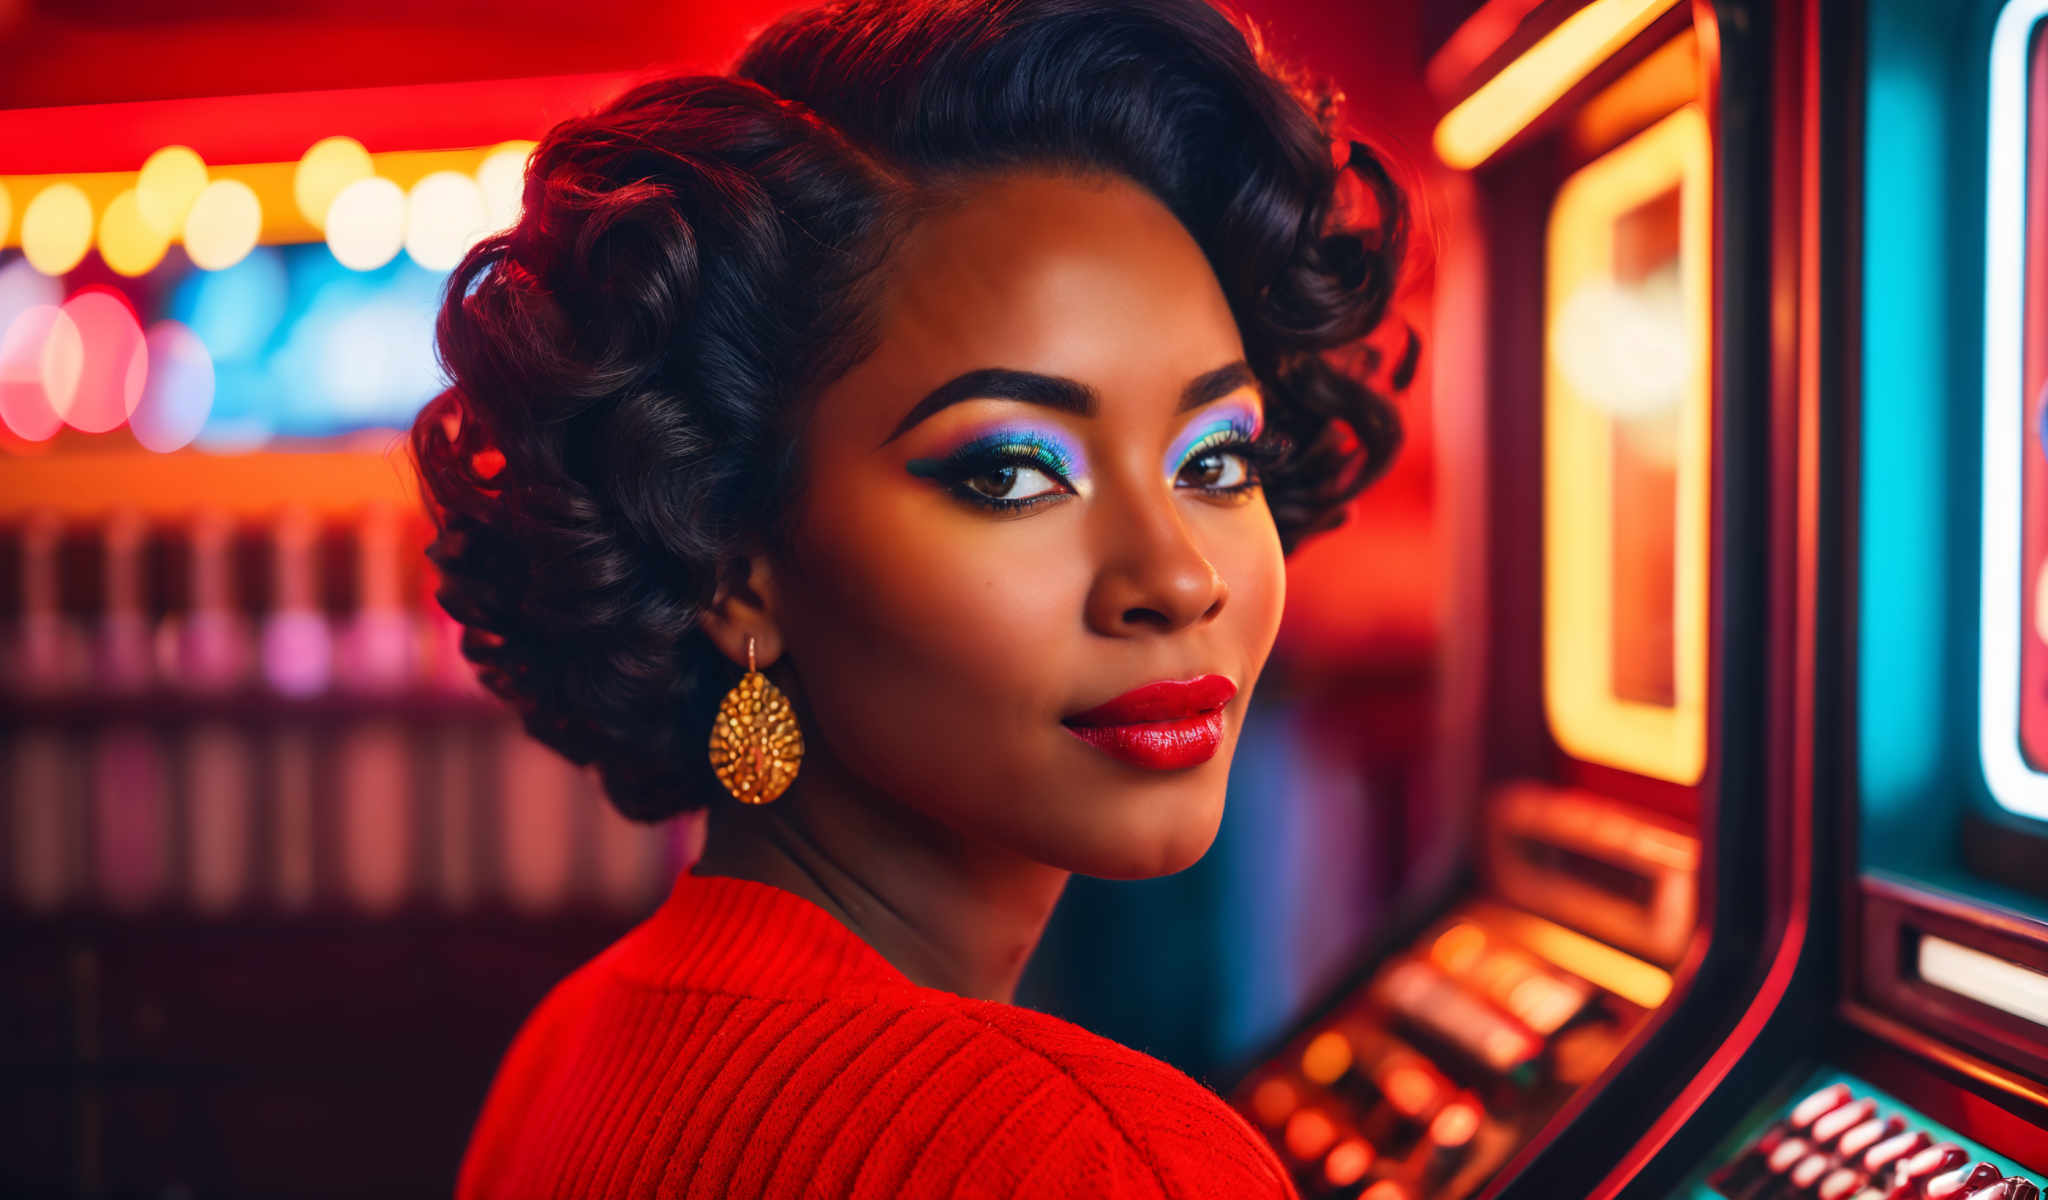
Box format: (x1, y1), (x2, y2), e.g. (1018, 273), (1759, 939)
(965, 465), (1016, 499)
(1179, 449), (1251, 490)
(965, 463), (1062, 502)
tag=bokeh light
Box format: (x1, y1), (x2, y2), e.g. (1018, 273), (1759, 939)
(0, 181), (12, 248)
(98, 188), (174, 277)
(404, 170), (488, 271)
(35, 308), (82, 432)
(321, 296), (442, 418)
(1283, 1108), (1336, 1161)
(173, 246), (289, 362)
(1323, 1140), (1374, 1189)
(1550, 267), (1691, 420)
(183, 179), (263, 271)
(0, 255), (63, 331)
(136, 145), (209, 236)
(21, 183), (94, 276)
(0, 303), (69, 441)
(1299, 1030), (1353, 1085)
(261, 259), (444, 434)
(475, 140), (537, 234)
(1428, 1098), (1483, 1148)
(52, 287), (147, 434)
(295, 136), (376, 231)
(130, 319), (216, 453)
(1249, 1076), (1297, 1127)
(325, 176), (406, 271)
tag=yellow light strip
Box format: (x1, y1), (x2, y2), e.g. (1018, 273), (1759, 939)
(1571, 27), (1699, 154)
(1542, 103), (1711, 785)
(1477, 901), (1674, 1009)
(1434, 0), (1685, 170)
(0, 147), (504, 250)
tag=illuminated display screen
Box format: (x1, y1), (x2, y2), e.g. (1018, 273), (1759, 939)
(1983, 0), (2048, 819)
(1542, 103), (1711, 785)
(0, 244), (447, 453)
(0, 133), (539, 458)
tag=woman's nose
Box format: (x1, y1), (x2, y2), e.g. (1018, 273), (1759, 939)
(1081, 481), (1230, 637)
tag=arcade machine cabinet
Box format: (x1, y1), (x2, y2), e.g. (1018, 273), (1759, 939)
(1224, 2), (1795, 1196)
(1593, 0), (2048, 1196)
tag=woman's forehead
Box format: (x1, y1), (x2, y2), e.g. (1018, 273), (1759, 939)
(825, 168), (1246, 434)
(887, 168), (1229, 322)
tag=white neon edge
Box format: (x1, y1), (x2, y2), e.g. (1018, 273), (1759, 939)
(1917, 934), (2048, 1027)
(1982, 0), (2048, 820)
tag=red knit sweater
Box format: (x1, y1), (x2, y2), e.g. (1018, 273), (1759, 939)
(456, 870), (1297, 1199)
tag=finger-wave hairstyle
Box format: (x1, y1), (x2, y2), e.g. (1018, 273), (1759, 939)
(409, 0), (1421, 822)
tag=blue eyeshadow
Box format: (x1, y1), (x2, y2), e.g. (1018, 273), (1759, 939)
(906, 425), (1086, 480)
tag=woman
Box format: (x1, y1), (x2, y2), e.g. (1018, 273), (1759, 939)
(411, 0), (1415, 1194)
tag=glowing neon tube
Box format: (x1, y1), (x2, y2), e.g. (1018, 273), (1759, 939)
(1434, 0), (1685, 170)
(1979, 0), (2048, 820)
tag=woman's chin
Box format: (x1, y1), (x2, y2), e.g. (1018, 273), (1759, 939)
(1051, 790), (1227, 880)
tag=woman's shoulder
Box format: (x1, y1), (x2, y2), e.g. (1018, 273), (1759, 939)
(903, 992), (1298, 1199)
(463, 872), (1299, 1199)
(463, 953), (1295, 1199)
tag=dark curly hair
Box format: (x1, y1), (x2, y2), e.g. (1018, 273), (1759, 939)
(408, 0), (1421, 822)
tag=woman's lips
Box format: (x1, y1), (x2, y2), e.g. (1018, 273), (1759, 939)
(1062, 675), (1237, 770)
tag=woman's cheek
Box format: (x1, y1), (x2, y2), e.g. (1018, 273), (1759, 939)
(1228, 507), (1288, 673)
(789, 491), (1090, 727)
(788, 525), (1096, 818)
(880, 518), (1097, 716)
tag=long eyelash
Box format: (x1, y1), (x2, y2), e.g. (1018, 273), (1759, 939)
(1180, 424), (1285, 492)
(910, 432), (1077, 512)
(1244, 432), (1293, 472)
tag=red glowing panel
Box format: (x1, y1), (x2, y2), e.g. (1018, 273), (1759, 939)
(2021, 24), (2048, 769)
(1607, 186), (1683, 709)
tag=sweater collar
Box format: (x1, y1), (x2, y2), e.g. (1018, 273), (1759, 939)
(608, 870), (921, 1001)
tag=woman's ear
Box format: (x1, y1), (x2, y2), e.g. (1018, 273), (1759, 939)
(696, 551), (786, 669)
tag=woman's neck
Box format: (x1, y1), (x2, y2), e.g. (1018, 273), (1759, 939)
(689, 750), (1071, 1005)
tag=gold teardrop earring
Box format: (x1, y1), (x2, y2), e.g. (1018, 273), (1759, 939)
(707, 633), (804, 805)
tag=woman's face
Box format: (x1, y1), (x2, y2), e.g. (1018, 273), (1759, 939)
(770, 167), (1286, 880)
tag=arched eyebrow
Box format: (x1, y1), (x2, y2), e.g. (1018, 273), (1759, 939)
(878, 360), (1258, 447)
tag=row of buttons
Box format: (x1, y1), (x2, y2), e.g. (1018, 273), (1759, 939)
(1246, 1034), (1486, 1200)
(1236, 913), (1637, 1199)
(1710, 1083), (2042, 1199)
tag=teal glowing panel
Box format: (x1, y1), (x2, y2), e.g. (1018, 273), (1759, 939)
(1852, 0), (2048, 884)
(1858, 0), (1985, 857)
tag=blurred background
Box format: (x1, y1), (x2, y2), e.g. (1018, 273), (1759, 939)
(0, 0), (1455, 1194)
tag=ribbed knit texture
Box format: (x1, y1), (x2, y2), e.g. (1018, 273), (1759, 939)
(456, 871), (1298, 1199)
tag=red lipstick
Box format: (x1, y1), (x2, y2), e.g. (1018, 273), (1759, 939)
(1062, 674), (1237, 770)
